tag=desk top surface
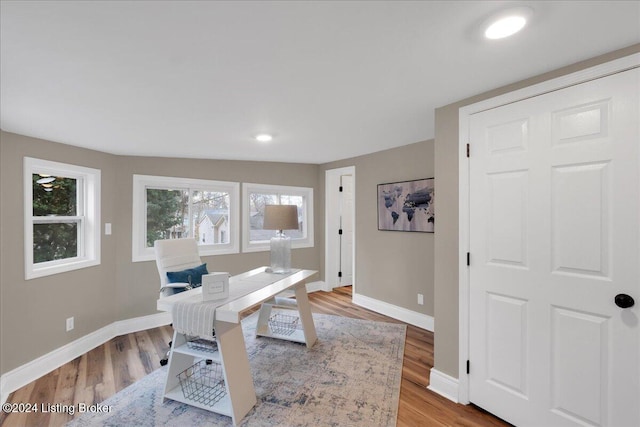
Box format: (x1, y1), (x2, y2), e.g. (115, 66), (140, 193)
(157, 267), (317, 322)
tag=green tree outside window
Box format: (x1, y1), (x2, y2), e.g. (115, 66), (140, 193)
(32, 174), (79, 263)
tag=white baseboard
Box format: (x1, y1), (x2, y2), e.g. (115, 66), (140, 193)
(428, 368), (460, 403)
(305, 280), (326, 293)
(278, 280), (326, 298)
(0, 312), (171, 404)
(114, 311), (172, 336)
(352, 292), (434, 331)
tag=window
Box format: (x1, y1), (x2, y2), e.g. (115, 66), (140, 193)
(242, 183), (314, 252)
(132, 175), (239, 261)
(24, 157), (101, 279)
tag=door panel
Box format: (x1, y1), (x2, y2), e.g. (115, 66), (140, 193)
(551, 307), (608, 426)
(469, 68), (639, 427)
(552, 100), (609, 144)
(487, 118), (529, 154)
(486, 293), (529, 397)
(487, 170), (529, 267)
(551, 162), (610, 277)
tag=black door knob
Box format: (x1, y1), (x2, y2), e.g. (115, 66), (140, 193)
(614, 294), (635, 309)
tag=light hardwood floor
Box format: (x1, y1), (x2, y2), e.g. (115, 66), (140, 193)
(0, 286), (509, 427)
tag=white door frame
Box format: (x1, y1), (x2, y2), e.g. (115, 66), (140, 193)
(457, 53), (640, 404)
(325, 166), (356, 292)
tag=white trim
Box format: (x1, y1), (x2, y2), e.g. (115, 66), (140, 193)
(458, 98), (472, 404)
(265, 280), (326, 299)
(428, 368), (460, 403)
(461, 54), (640, 117)
(113, 311), (172, 336)
(352, 292), (434, 331)
(132, 174), (240, 262)
(24, 157), (101, 280)
(457, 53), (640, 405)
(324, 166), (356, 291)
(241, 182), (314, 253)
(0, 312), (171, 405)
(304, 280), (326, 293)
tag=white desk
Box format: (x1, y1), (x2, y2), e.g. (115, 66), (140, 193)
(156, 267), (318, 426)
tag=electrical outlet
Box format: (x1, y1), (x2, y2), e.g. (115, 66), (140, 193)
(66, 317), (74, 331)
(417, 293), (424, 305)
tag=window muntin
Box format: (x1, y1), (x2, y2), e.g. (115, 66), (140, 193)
(24, 158), (101, 279)
(243, 183), (313, 252)
(132, 175), (239, 261)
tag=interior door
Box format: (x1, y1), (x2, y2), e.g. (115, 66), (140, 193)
(468, 68), (639, 427)
(339, 174), (354, 286)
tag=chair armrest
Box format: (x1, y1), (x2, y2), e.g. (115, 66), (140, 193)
(163, 282), (191, 289)
(159, 282), (195, 298)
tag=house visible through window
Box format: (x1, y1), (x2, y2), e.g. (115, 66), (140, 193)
(24, 157), (101, 279)
(132, 175), (239, 261)
(242, 183), (314, 252)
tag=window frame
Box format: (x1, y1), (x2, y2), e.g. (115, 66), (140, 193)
(242, 182), (314, 253)
(132, 174), (240, 262)
(24, 157), (101, 280)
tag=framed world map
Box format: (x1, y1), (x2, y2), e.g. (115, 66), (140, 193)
(377, 178), (434, 233)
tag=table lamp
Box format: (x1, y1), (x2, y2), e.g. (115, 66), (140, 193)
(263, 204), (299, 273)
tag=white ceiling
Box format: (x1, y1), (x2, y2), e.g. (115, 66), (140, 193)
(1, 1), (639, 164)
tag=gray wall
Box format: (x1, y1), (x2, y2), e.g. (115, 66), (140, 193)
(0, 132), (119, 373)
(0, 131), (322, 374)
(320, 140), (435, 317)
(113, 155), (322, 320)
(433, 43), (640, 378)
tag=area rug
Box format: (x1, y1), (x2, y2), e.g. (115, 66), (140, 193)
(67, 312), (406, 427)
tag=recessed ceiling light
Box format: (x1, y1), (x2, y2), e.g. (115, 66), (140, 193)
(484, 7), (533, 40)
(255, 134), (273, 142)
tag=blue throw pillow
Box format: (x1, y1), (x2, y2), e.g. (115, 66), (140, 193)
(166, 263), (208, 288)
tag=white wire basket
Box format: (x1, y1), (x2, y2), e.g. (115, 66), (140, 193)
(268, 313), (299, 336)
(185, 336), (218, 354)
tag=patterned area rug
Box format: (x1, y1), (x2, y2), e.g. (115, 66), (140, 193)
(67, 313), (406, 427)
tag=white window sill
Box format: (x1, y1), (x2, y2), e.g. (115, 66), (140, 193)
(27, 258), (101, 280)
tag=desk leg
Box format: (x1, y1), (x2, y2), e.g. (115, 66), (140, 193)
(215, 320), (257, 426)
(294, 281), (318, 348)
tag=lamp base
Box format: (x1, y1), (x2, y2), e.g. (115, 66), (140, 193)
(270, 232), (291, 274)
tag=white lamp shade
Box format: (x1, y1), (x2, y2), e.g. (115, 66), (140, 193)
(263, 205), (299, 231)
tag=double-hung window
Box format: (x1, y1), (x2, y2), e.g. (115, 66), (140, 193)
(242, 183), (314, 252)
(24, 157), (101, 279)
(132, 175), (239, 261)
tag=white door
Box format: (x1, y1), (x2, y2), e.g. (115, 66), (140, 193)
(469, 68), (639, 427)
(339, 175), (354, 285)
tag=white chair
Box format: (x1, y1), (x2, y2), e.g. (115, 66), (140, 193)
(154, 238), (205, 365)
(155, 238), (203, 298)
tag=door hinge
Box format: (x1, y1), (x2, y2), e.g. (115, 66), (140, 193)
(466, 252), (470, 266)
(339, 186), (343, 192)
(466, 360), (470, 374)
(466, 143), (470, 158)
(338, 229), (343, 235)
(338, 271), (342, 278)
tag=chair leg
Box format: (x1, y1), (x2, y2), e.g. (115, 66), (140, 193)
(160, 326), (173, 366)
(160, 340), (171, 366)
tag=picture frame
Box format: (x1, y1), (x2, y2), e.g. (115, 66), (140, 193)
(377, 178), (434, 233)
